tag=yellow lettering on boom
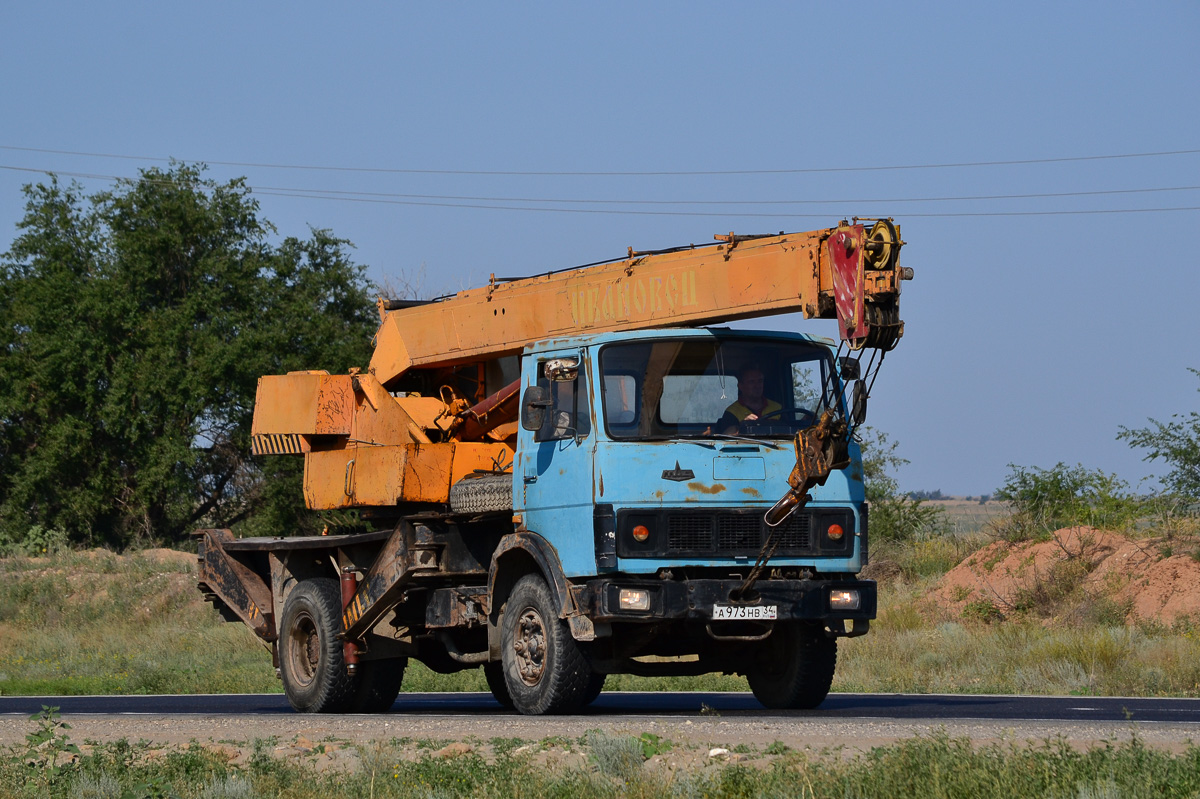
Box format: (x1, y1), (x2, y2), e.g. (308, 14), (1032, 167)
(567, 268), (699, 329)
(633, 280), (647, 314)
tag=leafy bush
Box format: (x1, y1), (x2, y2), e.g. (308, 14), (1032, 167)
(992, 462), (1142, 540)
(0, 524), (68, 557)
(1119, 368), (1200, 502)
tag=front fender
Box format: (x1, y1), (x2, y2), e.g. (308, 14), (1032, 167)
(487, 531), (573, 619)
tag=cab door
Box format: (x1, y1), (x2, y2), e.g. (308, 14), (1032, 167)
(516, 349), (596, 577)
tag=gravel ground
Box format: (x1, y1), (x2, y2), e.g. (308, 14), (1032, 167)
(2, 712), (1196, 754)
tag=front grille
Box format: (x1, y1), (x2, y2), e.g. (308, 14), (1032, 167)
(717, 514), (760, 549)
(668, 515), (714, 551)
(667, 511), (815, 556)
(616, 507), (852, 559)
(776, 514), (810, 549)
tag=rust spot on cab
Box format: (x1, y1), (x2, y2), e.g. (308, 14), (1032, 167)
(687, 482), (726, 495)
(741, 487), (760, 497)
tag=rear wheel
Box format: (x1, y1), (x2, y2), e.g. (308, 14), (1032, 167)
(500, 574), (591, 715)
(747, 623), (837, 710)
(347, 658), (406, 713)
(278, 579), (357, 713)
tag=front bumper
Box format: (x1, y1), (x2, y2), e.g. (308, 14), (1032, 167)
(572, 577), (876, 633)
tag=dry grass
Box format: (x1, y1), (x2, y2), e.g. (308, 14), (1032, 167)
(4, 525), (1200, 698)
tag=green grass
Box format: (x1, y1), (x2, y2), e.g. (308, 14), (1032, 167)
(0, 551), (279, 696)
(4, 711), (1200, 799)
(5, 526), (1200, 699)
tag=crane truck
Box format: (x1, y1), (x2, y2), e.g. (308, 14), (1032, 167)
(195, 220), (911, 715)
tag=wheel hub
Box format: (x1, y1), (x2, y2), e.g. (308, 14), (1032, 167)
(287, 613), (320, 687)
(513, 608), (547, 686)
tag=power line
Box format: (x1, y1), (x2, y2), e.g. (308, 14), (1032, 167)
(252, 190), (1200, 219)
(3, 164), (1197, 219)
(2, 163), (1197, 208)
(1, 143), (1198, 177)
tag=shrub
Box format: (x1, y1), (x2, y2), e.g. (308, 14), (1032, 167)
(585, 729), (644, 781)
(992, 463), (1142, 540)
(0, 524), (69, 556)
(962, 598), (1003, 624)
(1118, 368), (1200, 501)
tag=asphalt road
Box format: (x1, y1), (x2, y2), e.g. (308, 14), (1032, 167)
(2, 692), (1198, 724)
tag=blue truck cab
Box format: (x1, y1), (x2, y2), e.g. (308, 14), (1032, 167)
(504, 327), (876, 709)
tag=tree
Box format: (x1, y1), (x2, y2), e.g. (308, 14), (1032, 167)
(0, 165), (376, 548)
(857, 428), (944, 542)
(1118, 368), (1200, 501)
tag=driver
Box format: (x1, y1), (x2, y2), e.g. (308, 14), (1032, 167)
(718, 365), (782, 434)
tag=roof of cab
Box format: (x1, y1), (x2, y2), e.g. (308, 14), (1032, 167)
(523, 326), (837, 355)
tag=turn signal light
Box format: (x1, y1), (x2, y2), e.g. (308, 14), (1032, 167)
(632, 524), (650, 542)
(826, 523), (844, 540)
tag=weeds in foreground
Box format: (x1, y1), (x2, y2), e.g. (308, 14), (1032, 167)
(6, 706), (79, 793)
(4, 712), (1200, 799)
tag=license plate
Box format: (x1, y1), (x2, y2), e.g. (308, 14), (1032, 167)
(711, 604), (777, 621)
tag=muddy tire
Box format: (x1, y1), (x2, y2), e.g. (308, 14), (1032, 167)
(500, 574), (591, 715)
(347, 658), (406, 713)
(483, 661), (514, 709)
(747, 623), (837, 710)
(279, 579), (357, 713)
(448, 473), (513, 514)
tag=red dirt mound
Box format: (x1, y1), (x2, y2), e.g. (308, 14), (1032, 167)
(935, 526), (1200, 624)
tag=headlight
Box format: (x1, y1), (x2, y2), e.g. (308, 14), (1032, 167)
(618, 588), (651, 611)
(829, 589), (860, 610)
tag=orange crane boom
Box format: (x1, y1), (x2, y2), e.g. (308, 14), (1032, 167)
(369, 221), (908, 386)
(249, 220), (909, 511)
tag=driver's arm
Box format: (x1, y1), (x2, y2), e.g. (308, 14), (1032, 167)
(717, 409), (739, 435)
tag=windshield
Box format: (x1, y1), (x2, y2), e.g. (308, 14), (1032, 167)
(599, 337), (839, 440)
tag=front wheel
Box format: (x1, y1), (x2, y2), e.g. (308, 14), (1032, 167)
(747, 623), (837, 710)
(581, 673), (606, 707)
(483, 661), (514, 709)
(500, 574), (592, 715)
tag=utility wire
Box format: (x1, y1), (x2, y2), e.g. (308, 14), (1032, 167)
(252, 191), (1200, 219)
(2, 163), (1197, 208)
(2, 164), (1197, 219)
(1, 143), (1198, 177)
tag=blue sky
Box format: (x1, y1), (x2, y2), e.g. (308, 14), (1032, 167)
(2, 2), (1197, 495)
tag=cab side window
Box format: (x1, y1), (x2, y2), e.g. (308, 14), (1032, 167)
(535, 362), (591, 442)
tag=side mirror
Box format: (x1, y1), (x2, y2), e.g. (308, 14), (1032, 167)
(543, 357), (580, 382)
(839, 356), (861, 381)
(851, 380), (867, 425)
(521, 385), (553, 431)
